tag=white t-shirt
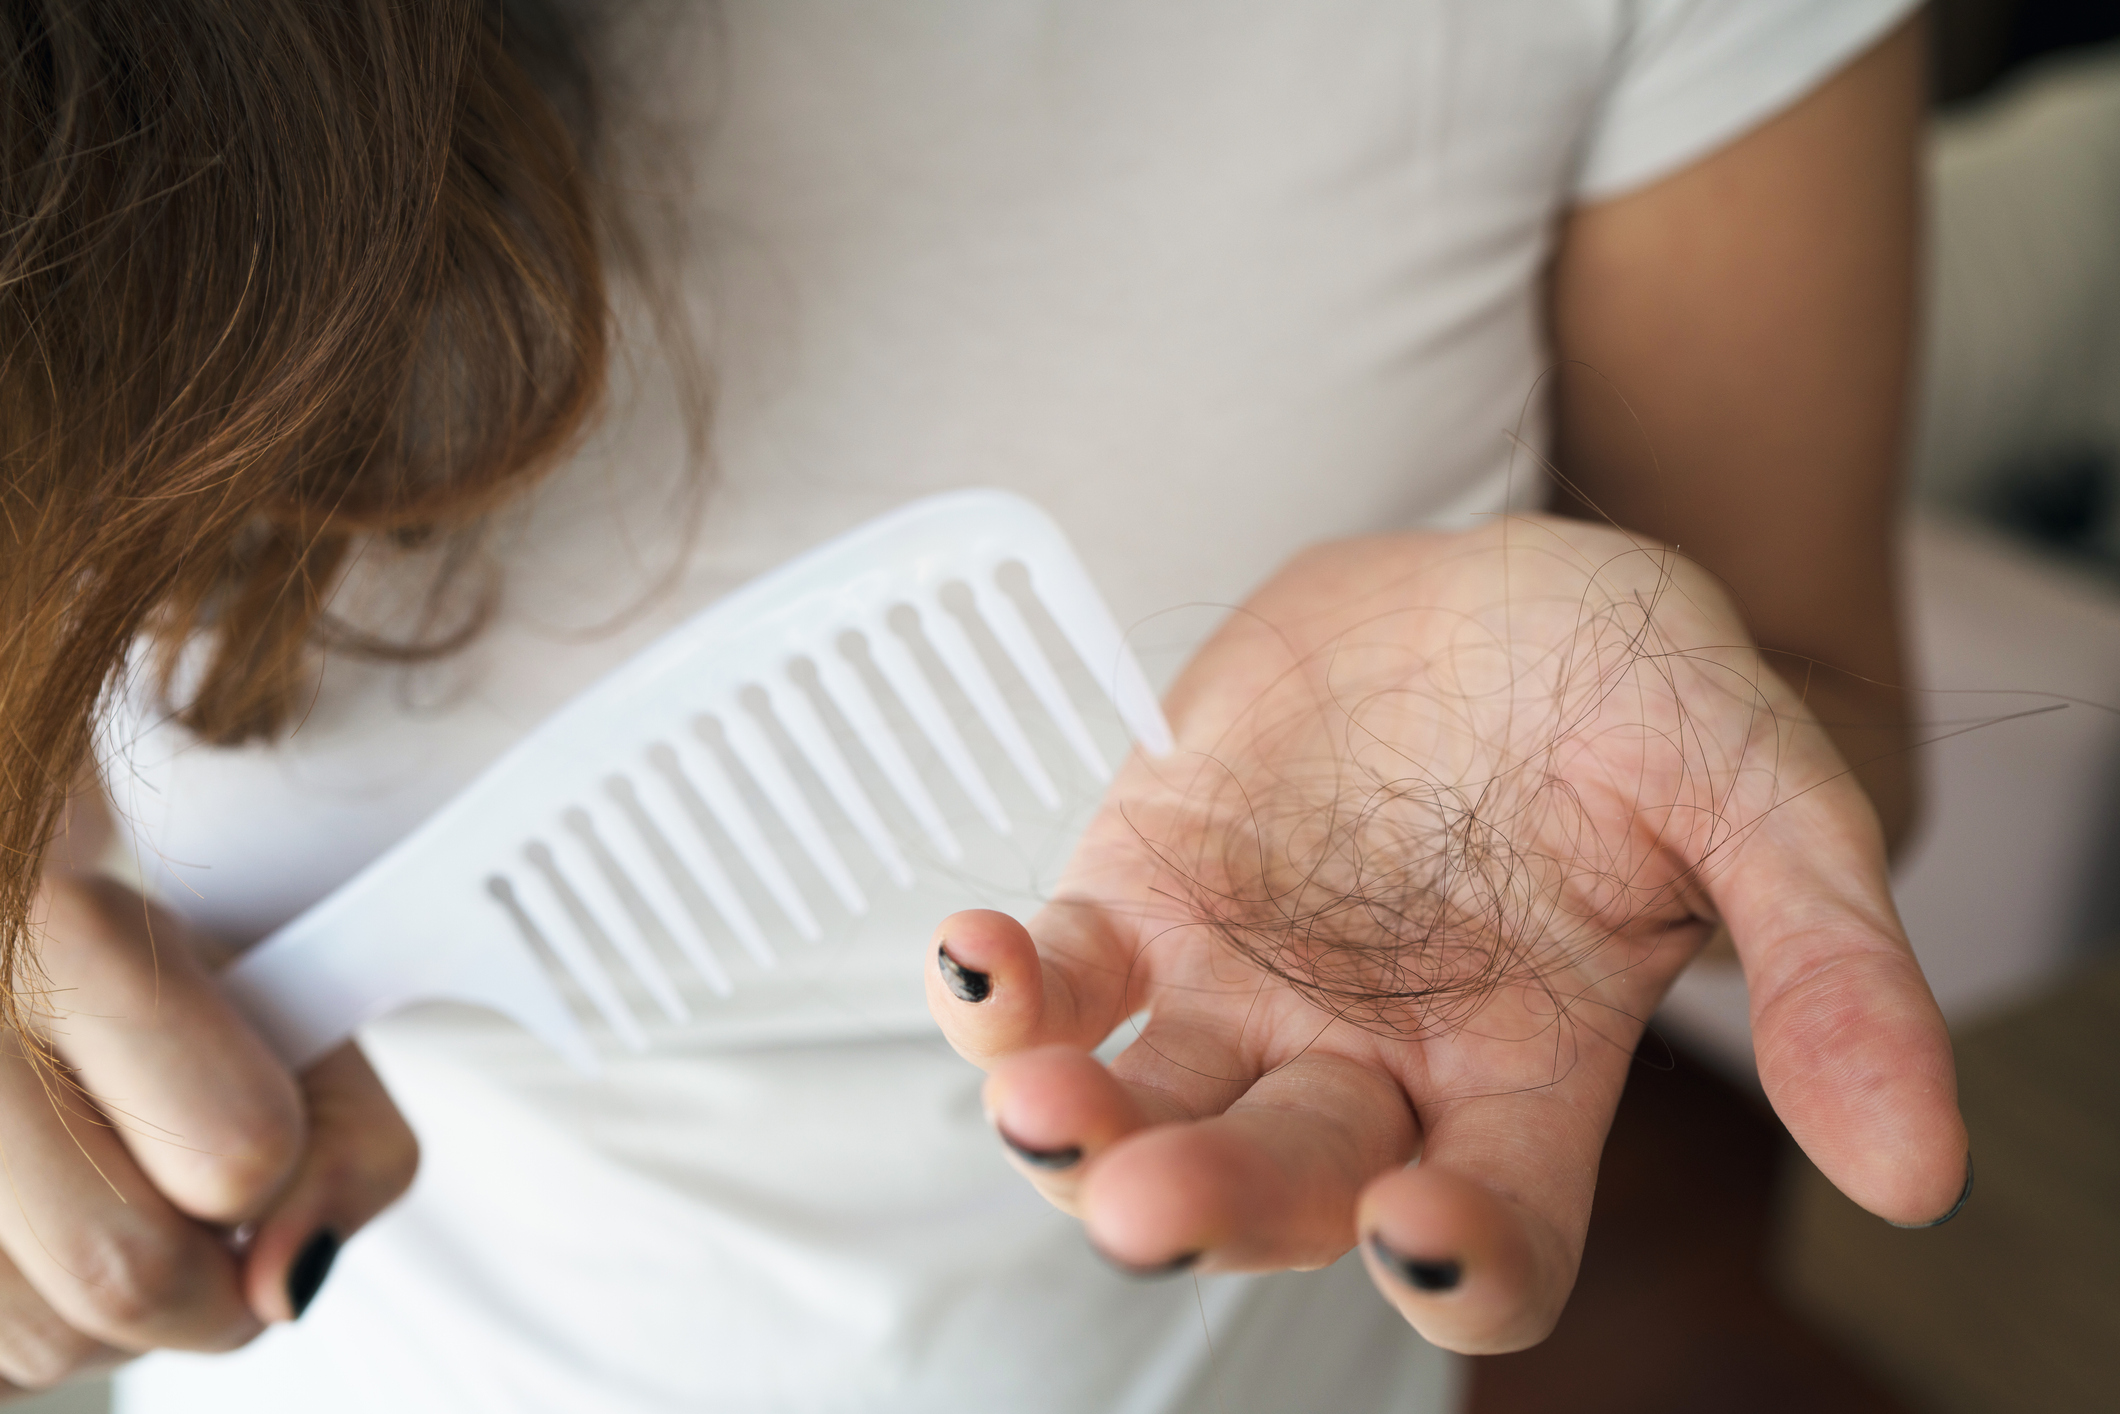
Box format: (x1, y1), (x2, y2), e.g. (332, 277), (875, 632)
(110, 3), (1915, 1410)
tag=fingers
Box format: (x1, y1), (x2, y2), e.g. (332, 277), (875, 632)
(241, 1043), (419, 1324)
(1358, 1164), (1562, 1354)
(925, 906), (1143, 1066)
(1715, 778), (1968, 1225)
(976, 997), (1259, 1212)
(981, 1046), (1164, 1216)
(31, 875), (419, 1331)
(0, 1030), (258, 1353)
(1082, 1053), (1417, 1273)
(985, 1040), (1418, 1277)
(0, 1249), (122, 1392)
(34, 875), (304, 1225)
(1355, 1085), (1609, 1353)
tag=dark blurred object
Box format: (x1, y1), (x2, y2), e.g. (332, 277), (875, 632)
(1469, 1040), (1913, 1414)
(1978, 443), (2120, 571)
(1911, 26), (2120, 575)
(1777, 961), (2120, 1414)
(1933, 0), (2120, 104)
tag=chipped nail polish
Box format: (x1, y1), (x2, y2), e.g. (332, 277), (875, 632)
(287, 1229), (341, 1319)
(1367, 1233), (1461, 1293)
(1891, 1153), (1975, 1229)
(998, 1125), (1082, 1170)
(936, 943), (991, 1003)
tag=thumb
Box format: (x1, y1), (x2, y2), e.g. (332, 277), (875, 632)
(1715, 775), (1969, 1226)
(241, 1043), (419, 1323)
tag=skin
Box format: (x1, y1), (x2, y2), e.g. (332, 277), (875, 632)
(0, 792), (415, 1397)
(930, 18), (1954, 1355)
(4, 12), (1942, 1391)
(1550, 16), (1925, 847)
(928, 519), (1962, 1354)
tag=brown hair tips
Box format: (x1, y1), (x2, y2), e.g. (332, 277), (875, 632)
(1, 0), (614, 1023)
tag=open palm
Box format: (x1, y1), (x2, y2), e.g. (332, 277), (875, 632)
(927, 516), (1966, 1353)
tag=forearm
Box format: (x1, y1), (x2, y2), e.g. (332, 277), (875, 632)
(1548, 15), (1927, 854)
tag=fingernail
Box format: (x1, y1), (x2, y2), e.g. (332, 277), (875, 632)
(997, 1124), (1082, 1171)
(1098, 1246), (1201, 1279)
(286, 1229), (341, 1319)
(937, 944), (991, 1003)
(1891, 1153), (1975, 1229)
(1367, 1233), (1461, 1293)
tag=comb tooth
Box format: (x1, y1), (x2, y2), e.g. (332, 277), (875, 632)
(811, 649), (962, 861)
(479, 878), (601, 1072)
(969, 576), (1108, 782)
(519, 844), (649, 1052)
(580, 789), (735, 996)
(720, 705), (868, 916)
(1023, 562), (1174, 757)
(655, 738), (821, 942)
(919, 593), (1061, 809)
(863, 618), (1013, 835)
(559, 809), (690, 1022)
(765, 675), (914, 888)
(608, 772), (773, 973)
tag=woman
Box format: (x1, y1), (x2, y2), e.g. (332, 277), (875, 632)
(3, 2), (1965, 1410)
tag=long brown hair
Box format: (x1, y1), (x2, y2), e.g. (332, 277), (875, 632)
(1, 0), (622, 1024)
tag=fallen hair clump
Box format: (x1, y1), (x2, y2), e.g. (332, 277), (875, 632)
(1138, 541), (1779, 1044)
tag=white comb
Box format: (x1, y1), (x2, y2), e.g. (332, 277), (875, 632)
(223, 490), (1172, 1072)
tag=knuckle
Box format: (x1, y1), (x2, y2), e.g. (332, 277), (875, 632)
(42, 1060), (306, 1229)
(65, 1223), (195, 1336)
(167, 1084), (308, 1221)
(0, 1317), (101, 1390)
(215, 1101), (307, 1205)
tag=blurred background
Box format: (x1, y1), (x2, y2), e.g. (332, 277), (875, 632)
(17, 3), (2120, 1411)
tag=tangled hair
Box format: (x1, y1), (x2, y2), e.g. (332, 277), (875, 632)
(1, 0), (624, 1025)
(1166, 765), (1610, 1043)
(1138, 536), (1782, 1045)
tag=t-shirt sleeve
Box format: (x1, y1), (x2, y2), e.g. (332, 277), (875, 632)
(1572, 0), (1922, 202)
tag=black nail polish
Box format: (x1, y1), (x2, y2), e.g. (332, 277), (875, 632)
(998, 1126), (1082, 1170)
(1891, 1153), (1975, 1229)
(1368, 1234), (1461, 1293)
(286, 1229), (341, 1319)
(936, 944), (991, 1003)
(1100, 1247), (1202, 1279)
